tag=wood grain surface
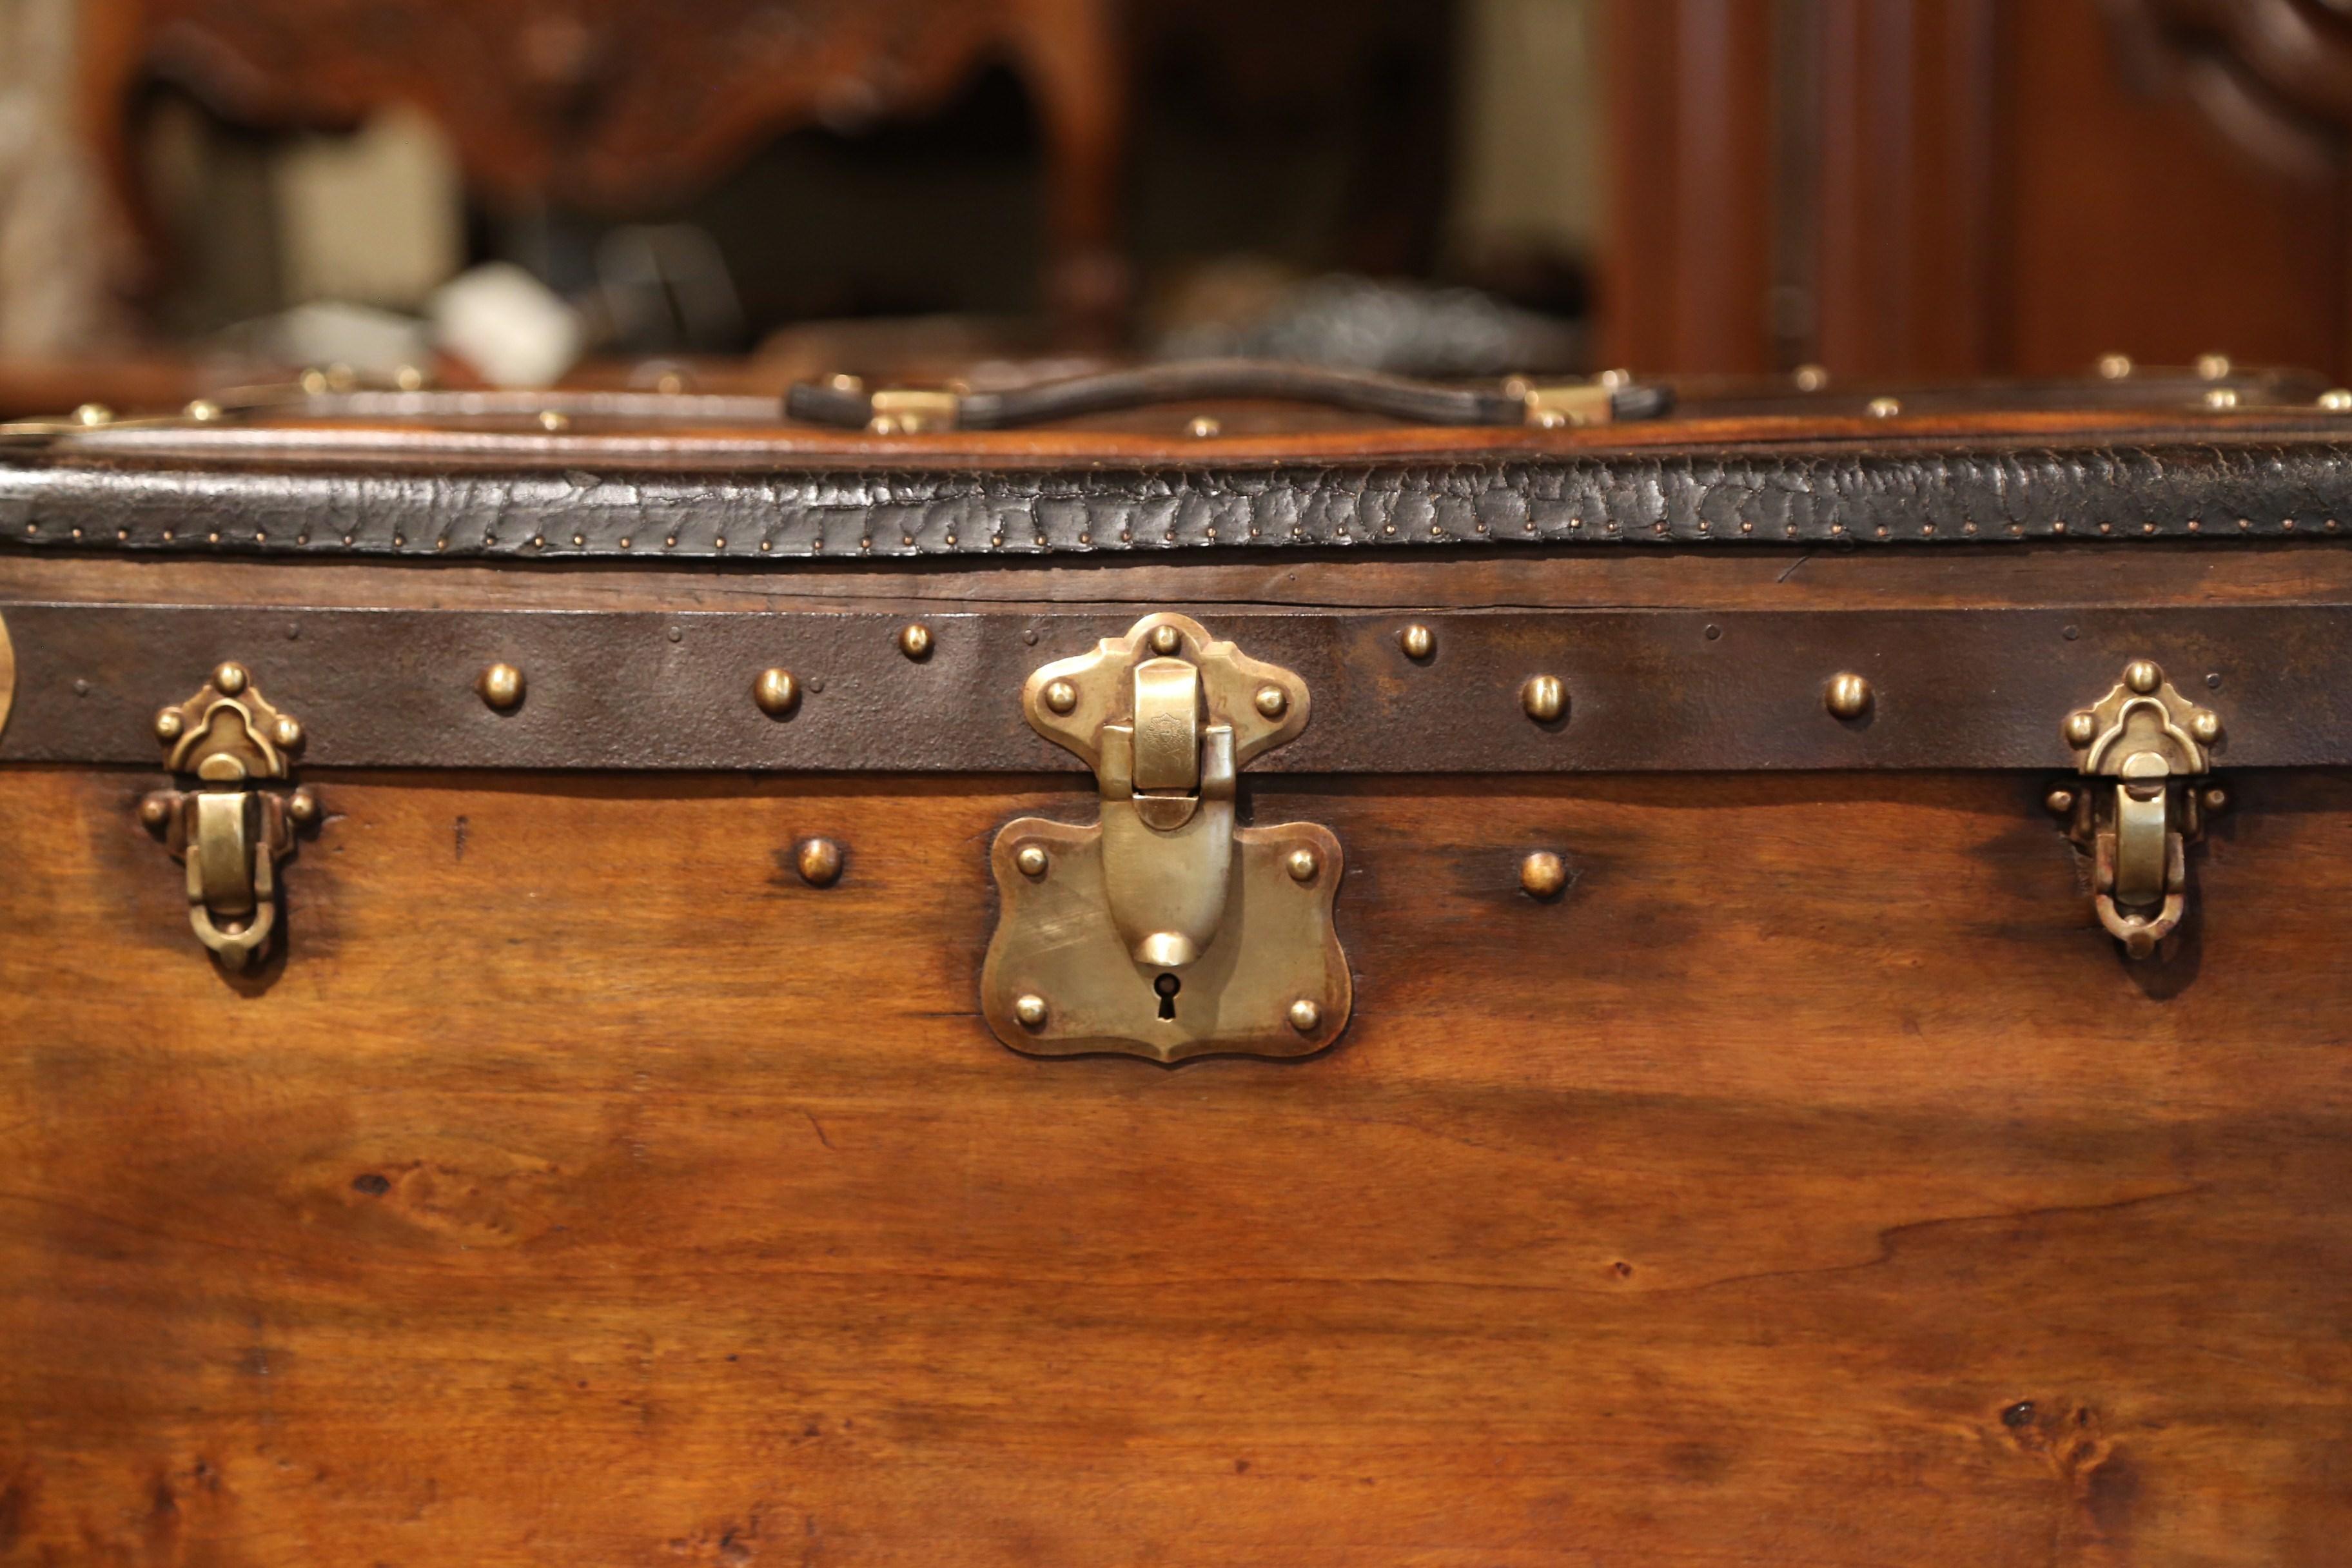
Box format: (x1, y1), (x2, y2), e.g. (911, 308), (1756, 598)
(3, 764), (2349, 1565)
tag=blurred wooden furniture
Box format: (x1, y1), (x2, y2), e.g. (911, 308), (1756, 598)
(75, 0), (1126, 326)
(1604, 0), (2352, 378)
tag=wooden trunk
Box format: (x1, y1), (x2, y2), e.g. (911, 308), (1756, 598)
(2, 369), (2348, 1565)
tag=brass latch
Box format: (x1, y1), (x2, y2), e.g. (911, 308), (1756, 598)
(981, 614), (1350, 1061)
(2053, 660), (2222, 959)
(141, 663), (317, 968)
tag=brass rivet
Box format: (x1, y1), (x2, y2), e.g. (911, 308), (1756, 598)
(2064, 710), (2099, 747)
(2097, 353), (2134, 380)
(2203, 787), (2229, 812)
(1794, 364), (1830, 392)
(1400, 623), (1435, 660)
(1014, 994), (1050, 1029)
(1286, 848), (1319, 883)
(271, 716), (303, 749)
(1825, 672), (1872, 720)
(1015, 845), (1050, 879)
(898, 623), (933, 660)
(2190, 710), (2222, 744)
(212, 662), (248, 695)
(1867, 397), (1902, 419)
(2322, 389), (2352, 413)
(184, 398), (222, 422)
(74, 402), (113, 426)
(479, 662), (525, 710)
(2204, 386), (2239, 411)
(1253, 684), (1288, 719)
(2044, 788), (2076, 816)
(538, 410), (570, 432)
(754, 668), (800, 716)
(796, 838), (843, 887)
(1150, 625), (1182, 655)
(1286, 998), (1322, 1034)
(287, 789), (318, 825)
(138, 793), (173, 827)
(1043, 678), (1079, 714)
(1187, 416), (1221, 439)
(153, 709), (184, 741)
(2197, 352), (2233, 380)
(1522, 674), (1565, 723)
(1520, 851), (1567, 899)
(2124, 660), (2162, 694)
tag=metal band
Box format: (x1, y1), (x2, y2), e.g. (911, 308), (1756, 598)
(2, 603), (2346, 772)
(4, 436), (2352, 558)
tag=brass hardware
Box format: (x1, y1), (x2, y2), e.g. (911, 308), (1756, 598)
(2322, 389), (2352, 413)
(1522, 674), (1565, 723)
(1186, 416), (1222, 439)
(2097, 353), (2134, 380)
(982, 612), (1350, 1062)
(1520, 851), (1567, 900)
(2197, 353), (2233, 380)
(1794, 364), (1830, 391)
(0, 608), (12, 745)
(478, 662), (525, 710)
(868, 388), (960, 435)
(142, 664), (313, 968)
(1400, 624), (1435, 660)
(1867, 397), (1902, 419)
(1825, 672), (1872, 720)
(753, 667), (801, 716)
(2204, 387), (2240, 411)
(2055, 660), (2222, 959)
(898, 623), (934, 660)
(796, 838), (844, 888)
(1520, 383), (1613, 428)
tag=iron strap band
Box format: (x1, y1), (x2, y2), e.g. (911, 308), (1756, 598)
(2, 603), (2347, 772)
(5, 438), (2352, 556)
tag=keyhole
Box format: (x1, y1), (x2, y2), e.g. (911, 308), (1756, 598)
(1153, 972), (1181, 1021)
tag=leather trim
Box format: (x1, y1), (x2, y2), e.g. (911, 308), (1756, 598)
(4, 438), (2352, 558)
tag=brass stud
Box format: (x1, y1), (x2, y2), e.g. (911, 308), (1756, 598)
(1286, 998), (1323, 1034)
(2044, 788), (2076, 816)
(2124, 660), (2162, 694)
(287, 788), (319, 825)
(153, 709), (184, 741)
(1014, 994), (1050, 1029)
(753, 667), (801, 716)
(1015, 845), (1050, 879)
(1400, 623), (1435, 660)
(478, 662), (526, 710)
(2064, 710), (2099, 747)
(212, 661), (248, 696)
(73, 402), (113, 426)
(1286, 848), (1319, 883)
(1150, 625), (1182, 656)
(1522, 674), (1565, 723)
(2097, 353), (2134, 380)
(2203, 787), (2229, 813)
(538, 410), (570, 432)
(2204, 387), (2239, 411)
(2322, 389), (2352, 413)
(2197, 352), (2233, 380)
(1866, 397), (1902, 419)
(1187, 416), (1222, 439)
(184, 398), (223, 422)
(1520, 851), (1568, 900)
(898, 623), (933, 660)
(271, 716), (304, 750)
(2190, 710), (2222, 744)
(138, 792), (173, 827)
(1825, 672), (1872, 720)
(796, 838), (843, 887)
(1253, 683), (1288, 719)
(1043, 678), (1079, 714)
(1794, 364), (1830, 392)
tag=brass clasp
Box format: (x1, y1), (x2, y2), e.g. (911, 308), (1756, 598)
(141, 663), (317, 968)
(2054, 660), (2222, 959)
(982, 614), (1350, 1061)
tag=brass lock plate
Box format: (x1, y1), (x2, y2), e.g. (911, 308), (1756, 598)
(982, 613), (1351, 1062)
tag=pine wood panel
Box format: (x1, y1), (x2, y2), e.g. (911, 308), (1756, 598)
(3, 765), (2349, 1565)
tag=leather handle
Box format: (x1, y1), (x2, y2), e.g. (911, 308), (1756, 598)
(787, 360), (1674, 431)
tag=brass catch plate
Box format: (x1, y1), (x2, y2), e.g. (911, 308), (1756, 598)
(983, 819), (1349, 1063)
(981, 612), (1351, 1062)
